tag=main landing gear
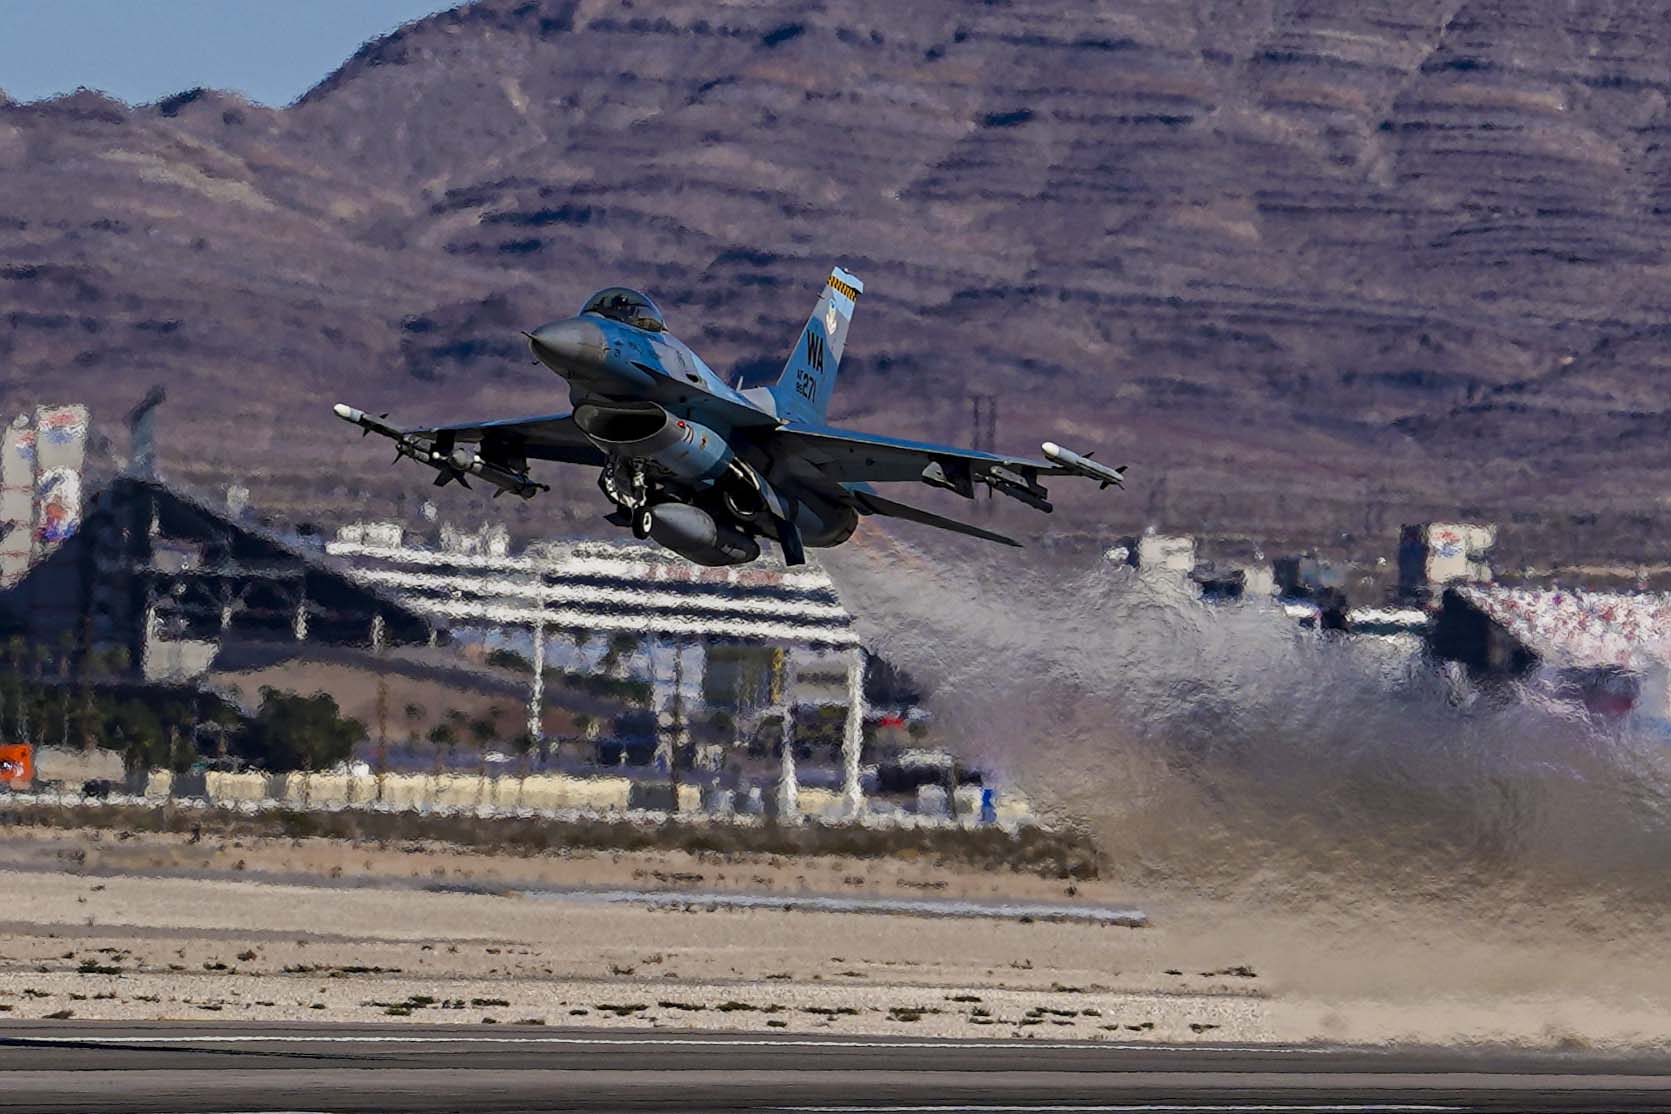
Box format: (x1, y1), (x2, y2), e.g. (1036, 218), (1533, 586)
(601, 458), (661, 539)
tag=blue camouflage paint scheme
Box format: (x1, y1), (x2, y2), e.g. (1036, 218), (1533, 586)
(334, 266), (1123, 567)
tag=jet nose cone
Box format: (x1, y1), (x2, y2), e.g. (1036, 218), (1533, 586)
(527, 318), (606, 374)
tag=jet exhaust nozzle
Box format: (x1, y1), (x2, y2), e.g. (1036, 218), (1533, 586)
(645, 502), (760, 566)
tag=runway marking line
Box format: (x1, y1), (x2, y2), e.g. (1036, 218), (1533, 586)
(0, 1034), (1331, 1054)
(190, 1110), (1459, 1114)
(774, 1107), (1460, 1113)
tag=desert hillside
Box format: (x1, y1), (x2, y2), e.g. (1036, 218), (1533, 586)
(5, 0), (1671, 571)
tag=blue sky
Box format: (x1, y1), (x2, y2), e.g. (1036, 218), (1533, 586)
(0, 1), (460, 106)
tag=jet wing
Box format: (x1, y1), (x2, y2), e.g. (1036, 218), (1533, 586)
(399, 411), (606, 466)
(774, 423), (1124, 513)
(336, 403), (598, 496)
(773, 424), (1054, 485)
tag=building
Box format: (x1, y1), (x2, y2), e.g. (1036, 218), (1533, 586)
(1399, 522), (1495, 601)
(1431, 586), (1671, 720)
(1109, 530), (1196, 579)
(0, 473), (444, 725)
(0, 400), (435, 680)
(1190, 562), (1278, 602)
(326, 532), (871, 815)
(1273, 554), (1347, 600)
(1, 405), (88, 588)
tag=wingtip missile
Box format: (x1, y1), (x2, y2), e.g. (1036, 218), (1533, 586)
(1042, 441), (1127, 489)
(334, 403), (405, 441)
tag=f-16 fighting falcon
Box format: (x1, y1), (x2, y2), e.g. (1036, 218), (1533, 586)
(334, 267), (1125, 567)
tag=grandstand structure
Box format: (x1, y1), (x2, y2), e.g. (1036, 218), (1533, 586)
(0, 474), (437, 680)
(1450, 586), (1671, 672)
(326, 533), (866, 815)
(1432, 585), (1671, 721)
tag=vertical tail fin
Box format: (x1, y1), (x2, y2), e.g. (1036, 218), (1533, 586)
(768, 266), (862, 425)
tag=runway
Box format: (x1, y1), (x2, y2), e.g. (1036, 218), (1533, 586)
(2, 1022), (1669, 1112)
(522, 885), (1149, 925)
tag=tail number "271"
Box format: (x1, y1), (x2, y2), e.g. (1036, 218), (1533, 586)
(796, 331), (824, 400)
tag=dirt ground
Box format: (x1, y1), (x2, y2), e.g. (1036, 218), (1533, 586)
(0, 826), (1666, 1050)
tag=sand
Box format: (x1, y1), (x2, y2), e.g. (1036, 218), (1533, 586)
(0, 826), (1666, 1050)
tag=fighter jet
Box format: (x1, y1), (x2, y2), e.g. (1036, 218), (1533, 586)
(334, 266), (1125, 567)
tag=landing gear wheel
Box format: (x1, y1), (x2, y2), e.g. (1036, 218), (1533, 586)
(633, 507), (654, 540)
(601, 458), (650, 510)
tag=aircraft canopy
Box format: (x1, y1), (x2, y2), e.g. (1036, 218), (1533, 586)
(581, 287), (665, 332)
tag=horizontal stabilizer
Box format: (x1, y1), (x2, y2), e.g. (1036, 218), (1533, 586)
(852, 489), (1021, 547)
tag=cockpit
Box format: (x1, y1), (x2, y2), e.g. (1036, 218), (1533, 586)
(580, 287), (666, 333)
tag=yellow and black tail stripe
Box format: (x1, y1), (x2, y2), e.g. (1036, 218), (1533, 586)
(827, 275), (861, 301)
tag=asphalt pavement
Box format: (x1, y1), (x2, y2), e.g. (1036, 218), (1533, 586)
(2, 1021), (1669, 1113)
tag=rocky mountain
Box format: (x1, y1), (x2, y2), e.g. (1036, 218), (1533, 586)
(6, 0), (1671, 573)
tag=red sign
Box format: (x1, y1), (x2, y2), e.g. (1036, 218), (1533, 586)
(0, 744), (32, 786)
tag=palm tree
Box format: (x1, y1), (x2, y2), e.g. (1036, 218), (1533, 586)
(23, 642), (48, 747)
(469, 712), (497, 807)
(428, 712), (465, 810)
(0, 644), (13, 743)
(570, 712), (595, 769)
(426, 722), (455, 751)
(55, 633), (75, 749)
(599, 632), (640, 679)
(403, 702), (426, 747)
(510, 730), (536, 810)
(387, 701), (422, 803)
(103, 645), (131, 679)
(75, 637), (96, 753)
(443, 708), (468, 772)
(4, 634), (26, 742)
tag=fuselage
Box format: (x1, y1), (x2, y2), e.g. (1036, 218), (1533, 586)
(526, 307), (858, 559)
(333, 266), (1120, 568)
(526, 314), (760, 425)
